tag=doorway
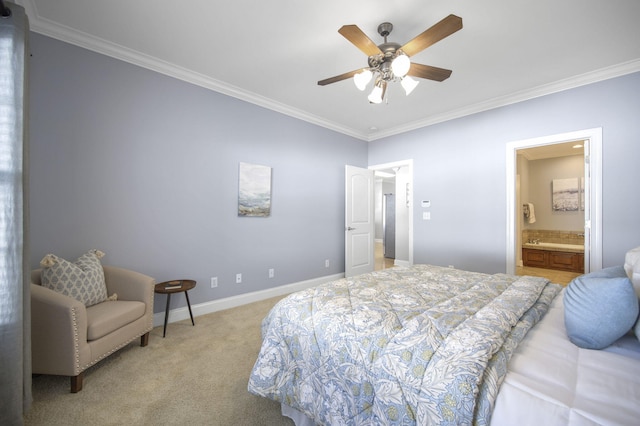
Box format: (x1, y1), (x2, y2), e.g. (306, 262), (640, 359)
(370, 160), (414, 270)
(506, 128), (603, 279)
(374, 173), (396, 271)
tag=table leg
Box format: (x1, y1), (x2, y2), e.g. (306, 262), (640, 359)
(185, 290), (195, 326)
(163, 293), (171, 338)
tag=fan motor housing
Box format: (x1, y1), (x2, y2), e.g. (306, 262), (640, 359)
(377, 22), (393, 37)
(368, 41), (402, 80)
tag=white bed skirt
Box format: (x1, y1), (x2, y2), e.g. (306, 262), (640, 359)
(281, 404), (316, 426)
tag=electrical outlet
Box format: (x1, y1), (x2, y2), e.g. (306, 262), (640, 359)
(325, 259), (330, 268)
(268, 268), (274, 278)
(236, 273), (242, 284)
(210, 277), (218, 288)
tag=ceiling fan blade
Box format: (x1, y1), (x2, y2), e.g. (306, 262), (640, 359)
(401, 14), (462, 57)
(407, 63), (452, 82)
(338, 25), (383, 57)
(318, 69), (364, 86)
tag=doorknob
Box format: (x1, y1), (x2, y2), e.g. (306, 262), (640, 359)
(347, 227), (356, 231)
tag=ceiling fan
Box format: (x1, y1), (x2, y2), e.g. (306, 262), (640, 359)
(318, 14), (463, 104)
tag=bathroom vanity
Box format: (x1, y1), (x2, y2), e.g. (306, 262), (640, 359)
(522, 244), (584, 273)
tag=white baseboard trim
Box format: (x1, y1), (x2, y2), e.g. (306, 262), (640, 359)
(394, 259), (411, 267)
(153, 273), (344, 327)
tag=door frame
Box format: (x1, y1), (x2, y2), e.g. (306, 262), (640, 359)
(370, 159), (414, 267)
(505, 128), (602, 274)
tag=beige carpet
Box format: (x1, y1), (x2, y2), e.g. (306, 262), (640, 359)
(24, 296), (295, 426)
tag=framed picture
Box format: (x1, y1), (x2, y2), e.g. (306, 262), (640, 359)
(552, 178), (579, 211)
(238, 162), (272, 217)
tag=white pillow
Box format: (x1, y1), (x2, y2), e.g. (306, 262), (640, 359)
(624, 246), (640, 297)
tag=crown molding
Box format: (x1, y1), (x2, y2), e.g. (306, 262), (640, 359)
(21, 1), (640, 143)
(22, 3), (368, 140)
(369, 59), (640, 141)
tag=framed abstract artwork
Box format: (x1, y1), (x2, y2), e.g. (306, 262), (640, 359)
(552, 178), (579, 211)
(238, 162), (272, 217)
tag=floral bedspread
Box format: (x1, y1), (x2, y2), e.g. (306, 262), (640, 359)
(248, 264), (560, 425)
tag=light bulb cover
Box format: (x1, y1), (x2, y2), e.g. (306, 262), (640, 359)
(401, 76), (419, 95)
(368, 80), (387, 104)
(391, 53), (411, 77)
(353, 69), (372, 91)
(368, 85), (383, 104)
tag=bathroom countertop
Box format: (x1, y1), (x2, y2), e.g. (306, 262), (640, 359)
(522, 242), (584, 254)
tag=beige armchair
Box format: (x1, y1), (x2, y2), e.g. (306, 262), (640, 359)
(31, 265), (155, 392)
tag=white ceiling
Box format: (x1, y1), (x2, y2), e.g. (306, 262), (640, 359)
(17, 0), (640, 141)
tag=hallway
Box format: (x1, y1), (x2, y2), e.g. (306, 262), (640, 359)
(374, 241), (395, 271)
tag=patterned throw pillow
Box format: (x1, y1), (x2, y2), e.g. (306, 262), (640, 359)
(40, 249), (108, 307)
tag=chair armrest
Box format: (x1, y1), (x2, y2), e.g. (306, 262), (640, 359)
(103, 265), (155, 305)
(30, 283), (88, 376)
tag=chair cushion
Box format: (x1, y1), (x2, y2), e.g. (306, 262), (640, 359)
(40, 249), (108, 307)
(86, 300), (146, 341)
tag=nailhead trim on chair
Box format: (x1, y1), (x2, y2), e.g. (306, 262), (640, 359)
(71, 307), (81, 375)
(147, 284), (154, 330)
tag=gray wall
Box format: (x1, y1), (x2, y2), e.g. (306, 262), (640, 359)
(28, 34), (368, 312)
(29, 32), (640, 311)
(369, 71), (640, 272)
(523, 154), (584, 231)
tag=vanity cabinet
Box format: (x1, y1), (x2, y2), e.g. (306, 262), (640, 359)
(522, 248), (584, 273)
(522, 248), (548, 268)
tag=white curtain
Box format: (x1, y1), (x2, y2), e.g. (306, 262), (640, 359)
(0, 2), (31, 424)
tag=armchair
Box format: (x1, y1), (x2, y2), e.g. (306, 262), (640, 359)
(31, 265), (155, 392)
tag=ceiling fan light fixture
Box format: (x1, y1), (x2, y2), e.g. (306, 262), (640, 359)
(368, 80), (386, 104)
(391, 52), (410, 77)
(401, 75), (419, 95)
(353, 69), (373, 91)
(318, 15), (463, 104)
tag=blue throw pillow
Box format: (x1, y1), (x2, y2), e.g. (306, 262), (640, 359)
(564, 273), (639, 349)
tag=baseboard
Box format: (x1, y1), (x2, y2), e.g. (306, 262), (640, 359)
(394, 259), (411, 267)
(153, 272), (344, 327)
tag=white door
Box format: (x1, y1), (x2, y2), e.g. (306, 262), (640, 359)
(345, 165), (374, 277)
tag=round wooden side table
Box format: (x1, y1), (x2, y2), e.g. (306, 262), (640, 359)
(154, 279), (196, 337)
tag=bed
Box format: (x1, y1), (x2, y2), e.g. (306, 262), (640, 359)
(248, 257), (640, 425)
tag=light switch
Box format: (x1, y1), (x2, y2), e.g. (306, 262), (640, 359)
(423, 211), (431, 220)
